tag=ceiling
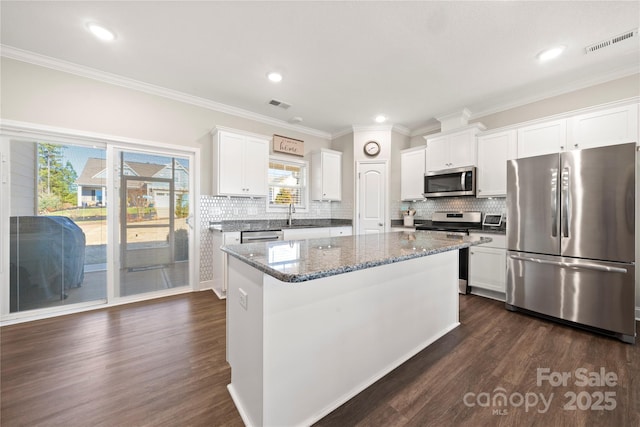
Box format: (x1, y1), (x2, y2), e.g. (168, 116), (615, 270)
(1, 1), (639, 137)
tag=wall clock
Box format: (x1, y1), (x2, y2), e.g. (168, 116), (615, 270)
(363, 140), (381, 157)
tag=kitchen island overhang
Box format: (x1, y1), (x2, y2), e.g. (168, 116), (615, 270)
(221, 232), (491, 427)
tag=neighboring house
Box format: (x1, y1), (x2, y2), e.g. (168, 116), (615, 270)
(76, 158), (189, 210)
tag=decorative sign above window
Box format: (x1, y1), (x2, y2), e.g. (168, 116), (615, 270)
(273, 134), (304, 157)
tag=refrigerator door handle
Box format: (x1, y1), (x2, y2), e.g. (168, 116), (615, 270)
(509, 255), (628, 274)
(551, 168), (558, 237)
(561, 167), (570, 238)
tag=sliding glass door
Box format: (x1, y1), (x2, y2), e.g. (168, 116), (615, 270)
(118, 151), (190, 297)
(1, 135), (196, 320)
(8, 140), (107, 312)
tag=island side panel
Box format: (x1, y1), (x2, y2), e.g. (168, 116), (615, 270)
(262, 250), (459, 427)
(226, 256), (265, 427)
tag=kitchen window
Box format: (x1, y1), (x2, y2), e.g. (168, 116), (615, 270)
(267, 157), (308, 212)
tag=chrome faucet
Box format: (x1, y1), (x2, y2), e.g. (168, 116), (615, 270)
(288, 203), (296, 226)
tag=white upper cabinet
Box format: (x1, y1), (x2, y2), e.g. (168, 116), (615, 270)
(400, 146), (426, 201)
(568, 104), (638, 150)
(477, 130), (517, 198)
(311, 148), (342, 201)
(516, 103), (639, 159)
(516, 119), (567, 158)
(425, 125), (483, 172)
(212, 129), (269, 197)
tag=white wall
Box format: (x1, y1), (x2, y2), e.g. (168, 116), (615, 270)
(474, 74), (640, 130)
(331, 132), (354, 220)
(390, 130), (411, 219)
(0, 58), (333, 194)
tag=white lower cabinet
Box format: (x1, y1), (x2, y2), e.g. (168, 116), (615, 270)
(330, 226), (352, 237)
(211, 231), (241, 299)
(284, 226), (352, 240)
(468, 233), (506, 295)
(284, 227), (331, 240)
(211, 226), (352, 299)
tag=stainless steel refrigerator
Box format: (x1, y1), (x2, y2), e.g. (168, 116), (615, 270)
(506, 142), (636, 343)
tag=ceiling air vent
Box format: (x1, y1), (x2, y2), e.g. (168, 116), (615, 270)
(268, 99), (291, 109)
(585, 28), (638, 54)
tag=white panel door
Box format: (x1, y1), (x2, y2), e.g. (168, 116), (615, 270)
(358, 163), (386, 234)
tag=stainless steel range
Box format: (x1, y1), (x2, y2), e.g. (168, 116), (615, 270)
(416, 211), (483, 294)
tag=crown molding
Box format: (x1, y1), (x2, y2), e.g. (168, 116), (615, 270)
(469, 65), (640, 120)
(391, 124), (411, 136)
(331, 127), (354, 139)
(351, 124), (395, 133)
(410, 123), (441, 137)
(476, 96), (640, 136)
(0, 45), (332, 140)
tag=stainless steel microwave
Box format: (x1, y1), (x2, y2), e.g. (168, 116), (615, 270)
(423, 166), (476, 197)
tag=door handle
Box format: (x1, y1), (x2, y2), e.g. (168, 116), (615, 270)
(243, 235), (281, 241)
(378, 223), (383, 227)
(460, 172), (465, 191)
(509, 255), (628, 274)
(550, 168), (558, 237)
(561, 167), (570, 238)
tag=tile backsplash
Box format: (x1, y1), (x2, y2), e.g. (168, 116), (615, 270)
(404, 197), (507, 219)
(199, 195), (351, 282)
(198, 195), (506, 283)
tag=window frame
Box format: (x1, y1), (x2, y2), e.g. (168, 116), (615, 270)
(266, 155), (309, 213)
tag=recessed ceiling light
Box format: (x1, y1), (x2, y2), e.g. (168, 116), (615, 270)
(537, 45), (565, 62)
(87, 23), (115, 41)
(267, 72), (283, 82)
(375, 115), (387, 123)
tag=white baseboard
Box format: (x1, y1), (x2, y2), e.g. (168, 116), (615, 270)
(469, 287), (506, 302)
(198, 279), (213, 291)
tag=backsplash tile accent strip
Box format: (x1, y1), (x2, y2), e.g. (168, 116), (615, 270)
(407, 197), (507, 220)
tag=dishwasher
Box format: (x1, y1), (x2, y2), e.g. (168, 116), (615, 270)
(240, 230), (284, 244)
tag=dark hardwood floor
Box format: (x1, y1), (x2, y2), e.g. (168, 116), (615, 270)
(2, 291), (638, 426)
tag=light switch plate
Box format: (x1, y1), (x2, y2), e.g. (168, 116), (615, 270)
(239, 288), (248, 310)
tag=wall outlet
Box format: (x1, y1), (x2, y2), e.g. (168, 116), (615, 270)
(239, 288), (248, 310)
(209, 206), (221, 216)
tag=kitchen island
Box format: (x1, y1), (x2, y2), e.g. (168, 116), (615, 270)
(221, 231), (490, 427)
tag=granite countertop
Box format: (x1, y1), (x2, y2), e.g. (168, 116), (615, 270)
(221, 231), (491, 283)
(390, 219), (507, 235)
(475, 225), (507, 235)
(209, 218), (352, 232)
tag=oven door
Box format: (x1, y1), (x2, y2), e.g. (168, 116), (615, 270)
(423, 167), (476, 197)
